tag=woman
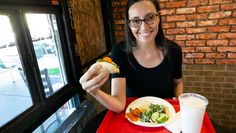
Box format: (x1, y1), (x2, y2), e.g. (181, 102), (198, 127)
(79, 0), (183, 113)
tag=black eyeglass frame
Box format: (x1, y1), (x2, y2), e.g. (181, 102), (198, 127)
(128, 13), (159, 28)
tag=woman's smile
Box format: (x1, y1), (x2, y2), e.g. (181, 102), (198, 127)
(139, 30), (153, 37)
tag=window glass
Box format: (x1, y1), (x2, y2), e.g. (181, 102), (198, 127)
(25, 13), (68, 97)
(0, 15), (33, 127)
(33, 98), (76, 133)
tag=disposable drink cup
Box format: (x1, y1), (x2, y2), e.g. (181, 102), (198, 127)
(179, 93), (208, 133)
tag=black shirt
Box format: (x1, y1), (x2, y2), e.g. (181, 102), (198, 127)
(110, 40), (182, 99)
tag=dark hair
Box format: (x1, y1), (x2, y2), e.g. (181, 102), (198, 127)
(124, 0), (167, 56)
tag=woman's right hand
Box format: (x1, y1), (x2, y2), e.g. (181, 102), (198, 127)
(79, 63), (109, 95)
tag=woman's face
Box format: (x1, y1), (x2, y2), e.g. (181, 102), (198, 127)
(128, 1), (159, 45)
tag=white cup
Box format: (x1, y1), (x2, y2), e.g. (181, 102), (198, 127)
(179, 93), (209, 133)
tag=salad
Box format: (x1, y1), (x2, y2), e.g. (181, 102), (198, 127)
(125, 102), (169, 124)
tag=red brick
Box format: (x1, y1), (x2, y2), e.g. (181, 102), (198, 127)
(219, 33), (236, 39)
(161, 16), (166, 22)
(208, 26), (230, 32)
(166, 28), (185, 34)
(217, 47), (236, 52)
(207, 40), (228, 46)
(114, 19), (125, 25)
(196, 33), (217, 39)
(195, 59), (215, 64)
(196, 47), (216, 52)
(113, 7), (125, 13)
(186, 0), (209, 6)
(186, 27), (206, 33)
(113, 7), (120, 13)
(233, 11), (236, 17)
(176, 7), (196, 14)
(221, 3), (236, 10)
(162, 22), (175, 28)
(197, 20), (218, 26)
(182, 47), (195, 52)
(159, 0), (169, 2)
(209, 11), (231, 19)
(166, 15), (186, 21)
(160, 9), (175, 15)
(206, 53), (226, 58)
(176, 35), (195, 40)
(198, 5), (219, 13)
(165, 35), (175, 40)
(175, 41), (185, 46)
(186, 40), (206, 46)
(183, 58), (194, 64)
(185, 53), (204, 58)
(209, 0), (233, 5)
(230, 40), (236, 46)
(220, 18), (236, 25)
(187, 0), (201, 6)
(186, 14), (208, 20)
(159, 2), (166, 8)
(231, 26), (236, 32)
(216, 59), (236, 64)
(176, 21), (196, 27)
(166, 1), (186, 8)
(228, 53), (236, 58)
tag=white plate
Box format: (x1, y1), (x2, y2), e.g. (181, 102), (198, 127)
(125, 96), (176, 127)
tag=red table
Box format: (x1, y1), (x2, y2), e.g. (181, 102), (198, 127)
(97, 97), (215, 133)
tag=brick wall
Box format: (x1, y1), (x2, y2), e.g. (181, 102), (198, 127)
(112, 0), (236, 131)
(183, 64), (236, 131)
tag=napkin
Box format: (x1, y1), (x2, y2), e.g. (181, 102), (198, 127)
(164, 112), (181, 133)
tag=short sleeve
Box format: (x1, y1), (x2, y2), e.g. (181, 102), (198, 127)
(110, 44), (127, 78)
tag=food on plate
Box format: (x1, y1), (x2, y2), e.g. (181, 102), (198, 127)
(93, 56), (119, 74)
(125, 101), (170, 124)
(125, 108), (142, 122)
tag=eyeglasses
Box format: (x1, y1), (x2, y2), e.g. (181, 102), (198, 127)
(128, 13), (159, 28)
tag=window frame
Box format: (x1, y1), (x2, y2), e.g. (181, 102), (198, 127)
(0, 1), (85, 132)
(0, 0), (115, 132)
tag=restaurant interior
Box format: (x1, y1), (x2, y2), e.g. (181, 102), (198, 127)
(0, 0), (235, 133)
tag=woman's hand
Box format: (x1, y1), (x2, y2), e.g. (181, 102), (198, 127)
(79, 63), (109, 95)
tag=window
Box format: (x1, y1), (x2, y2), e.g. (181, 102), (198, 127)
(0, 1), (84, 132)
(0, 15), (33, 127)
(25, 13), (67, 97)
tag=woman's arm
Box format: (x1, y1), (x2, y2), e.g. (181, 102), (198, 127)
(173, 78), (183, 98)
(79, 63), (126, 113)
(91, 78), (126, 113)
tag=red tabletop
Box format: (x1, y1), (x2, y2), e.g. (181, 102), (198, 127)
(97, 97), (216, 133)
